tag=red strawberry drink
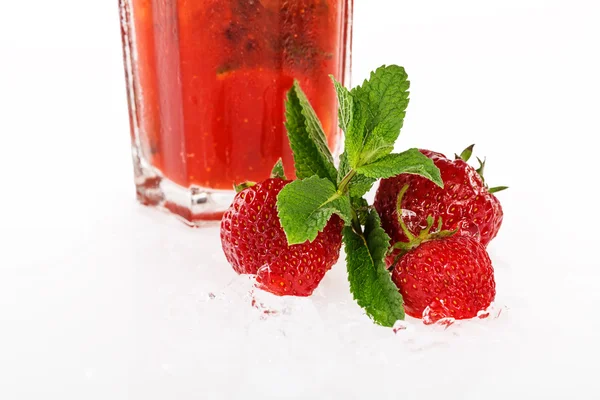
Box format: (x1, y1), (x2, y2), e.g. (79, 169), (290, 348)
(120, 0), (353, 223)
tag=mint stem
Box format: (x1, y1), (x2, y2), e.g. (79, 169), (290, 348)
(337, 169), (357, 194)
(337, 169), (363, 233)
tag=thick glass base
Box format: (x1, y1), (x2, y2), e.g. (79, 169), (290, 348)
(132, 151), (232, 226)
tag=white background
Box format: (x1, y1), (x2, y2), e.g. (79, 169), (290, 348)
(1, 0), (599, 399)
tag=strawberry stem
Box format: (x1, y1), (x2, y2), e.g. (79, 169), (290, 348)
(396, 184), (415, 241)
(421, 215), (436, 237)
(389, 185), (458, 258)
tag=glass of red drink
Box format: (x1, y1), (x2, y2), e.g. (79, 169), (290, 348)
(119, 0), (353, 225)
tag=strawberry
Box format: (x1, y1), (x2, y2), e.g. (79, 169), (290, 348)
(220, 177), (343, 297)
(392, 234), (496, 324)
(374, 146), (505, 248)
(384, 184), (496, 324)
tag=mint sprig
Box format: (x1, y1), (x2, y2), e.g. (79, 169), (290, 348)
(277, 65), (442, 327)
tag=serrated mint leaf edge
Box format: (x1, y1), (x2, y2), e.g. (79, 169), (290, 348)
(344, 210), (405, 327)
(285, 85), (338, 183)
(330, 75), (353, 135)
(293, 82), (338, 182)
(276, 176), (352, 245)
(355, 148), (443, 187)
(347, 65), (411, 168)
(350, 65), (410, 134)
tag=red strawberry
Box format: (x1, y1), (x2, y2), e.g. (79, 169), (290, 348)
(374, 147), (504, 248)
(392, 235), (496, 324)
(220, 178), (343, 297)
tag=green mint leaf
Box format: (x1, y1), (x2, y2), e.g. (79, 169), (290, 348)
(270, 159), (287, 180)
(277, 176), (352, 245)
(355, 148), (443, 187)
(352, 125), (395, 165)
(330, 75), (353, 134)
(347, 65), (410, 167)
(338, 150), (350, 176)
(349, 174), (377, 199)
(345, 101), (368, 168)
(344, 210), (405, 327)
(338, 152), (377, 198)
(285, 82), (337, 183)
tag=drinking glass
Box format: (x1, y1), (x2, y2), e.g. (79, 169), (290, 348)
(119, 0), (353, 225)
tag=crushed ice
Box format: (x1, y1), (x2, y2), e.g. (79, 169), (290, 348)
(196, 268), (513, 358)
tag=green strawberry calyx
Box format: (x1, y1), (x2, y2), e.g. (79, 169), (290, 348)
(234, 160), (286, 193)
(455, 144), (475, 162)
(456, 144), (508, 194)
(234, 181), (257, 193)
(389, 184), (457, 267)
(270, 158), (288, 180)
